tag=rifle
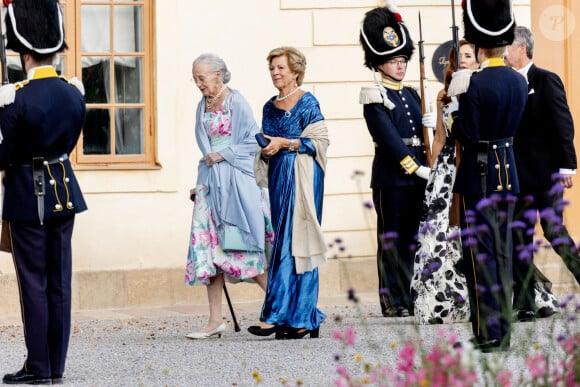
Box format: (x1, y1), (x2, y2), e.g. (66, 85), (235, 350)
(0, 4), (7, 85)
(450, 0), (460, 70)
(0, 4), (9, 253)
(418, 12), (433, 168)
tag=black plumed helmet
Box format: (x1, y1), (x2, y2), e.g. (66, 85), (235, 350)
(360, 1), (415, 71)
(5, 0), (67, 56)
(463, 0), (515, 48)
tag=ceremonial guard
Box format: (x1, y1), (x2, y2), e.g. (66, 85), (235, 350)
(1, 0), (87, 384)
(449, 0), (527, 352)
(359, 1), (436, 317)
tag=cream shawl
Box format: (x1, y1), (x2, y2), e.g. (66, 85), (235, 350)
(254, 120), (329, 273)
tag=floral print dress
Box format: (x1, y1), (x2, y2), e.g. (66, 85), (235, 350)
(185, 94), (274, 286)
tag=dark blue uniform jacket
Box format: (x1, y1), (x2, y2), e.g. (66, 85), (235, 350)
(0, 69), (87, 222)
(363, 86), (427, 188)
(452, 63), (528, 196)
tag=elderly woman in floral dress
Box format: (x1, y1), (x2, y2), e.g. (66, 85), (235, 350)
(185, 53), (274, 339)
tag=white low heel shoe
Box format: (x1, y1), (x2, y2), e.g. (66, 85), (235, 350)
(186, 322), (228, 339)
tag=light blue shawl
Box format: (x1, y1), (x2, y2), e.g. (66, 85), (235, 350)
(194, 89), (264, 250)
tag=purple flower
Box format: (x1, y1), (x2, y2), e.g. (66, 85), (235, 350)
(476, 253), (488, 262)
(381, 231), (398, 241)
(556, 333), (567, 342)
(555, 198), (570, 211)
(334, 237), (343, 244)
(476, 198), (494, 211)
(463, 237), (478, 247)
(461, 228), (476, 237)
(475, 284), (486, 293)
(363, 201), (374, 209)
(491, 284), (501, 293)
(383, 242), (394, 251)
(509, 220), (527, 230)
(548, 182), (564, 196)
(476, 224), (489, 234)
(504, 194), (517, 204)
(550, 172), (564, 183)
(518, 249), (532, 262)
(465, 210), (476, 224)
(551, 237), (570, 248)
(523, 209), (538, 224)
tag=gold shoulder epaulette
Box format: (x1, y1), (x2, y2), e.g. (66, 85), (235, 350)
(14, 80), (30, 90)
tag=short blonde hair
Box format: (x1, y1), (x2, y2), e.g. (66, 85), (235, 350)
(482, 46), (507, 59)
(266, 46), (306, 86)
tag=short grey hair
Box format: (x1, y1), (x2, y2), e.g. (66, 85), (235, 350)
(513, 26), (534, 60)
(192, 53), (232, 84)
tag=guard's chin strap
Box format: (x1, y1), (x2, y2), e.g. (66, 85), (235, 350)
(373, 71), (395, 110)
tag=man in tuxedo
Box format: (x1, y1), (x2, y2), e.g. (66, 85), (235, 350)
(504, 26), (579, 321)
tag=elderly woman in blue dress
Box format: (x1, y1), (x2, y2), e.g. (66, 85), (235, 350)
(185, 53), (274, 339)
(250, 47), (329, 339)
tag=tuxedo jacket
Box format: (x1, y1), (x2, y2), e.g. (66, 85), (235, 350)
(514, 64), (577, 192)
(452, 62), (528, 196)
(363, 85), (427, 188)
(0, 67), (87, 223)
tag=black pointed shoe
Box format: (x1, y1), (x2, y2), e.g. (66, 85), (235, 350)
(247, 325), (278, 337)
(2, 368), (51, 385)
(516, 310), (536, 322)
(537, 306), (557, 318)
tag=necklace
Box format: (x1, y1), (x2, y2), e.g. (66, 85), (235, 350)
(206, 85), (227, 110)
(276, 86), (300, 102)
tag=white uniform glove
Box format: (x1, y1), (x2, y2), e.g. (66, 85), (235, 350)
(415, 166), (430, 180)
(0, 84), (16, 107)
(422, 111), (436, 128)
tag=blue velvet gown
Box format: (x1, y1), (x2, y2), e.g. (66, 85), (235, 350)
(260, 92), (326, 330)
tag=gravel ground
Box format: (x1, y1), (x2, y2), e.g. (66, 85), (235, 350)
(1, 298), (578, 386)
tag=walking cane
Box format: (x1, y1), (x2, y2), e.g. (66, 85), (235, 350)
(190, 189), (241, 332)
(223, 284), (241, 332)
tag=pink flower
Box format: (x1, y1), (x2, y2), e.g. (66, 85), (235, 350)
(344, 327), (356, 346)
(526, 353), (547, 378)
(397, 343), (415, 373)
(497, 370), (512, 387)
(336, 364), (349, 379)
(332, 329), (343, 341)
